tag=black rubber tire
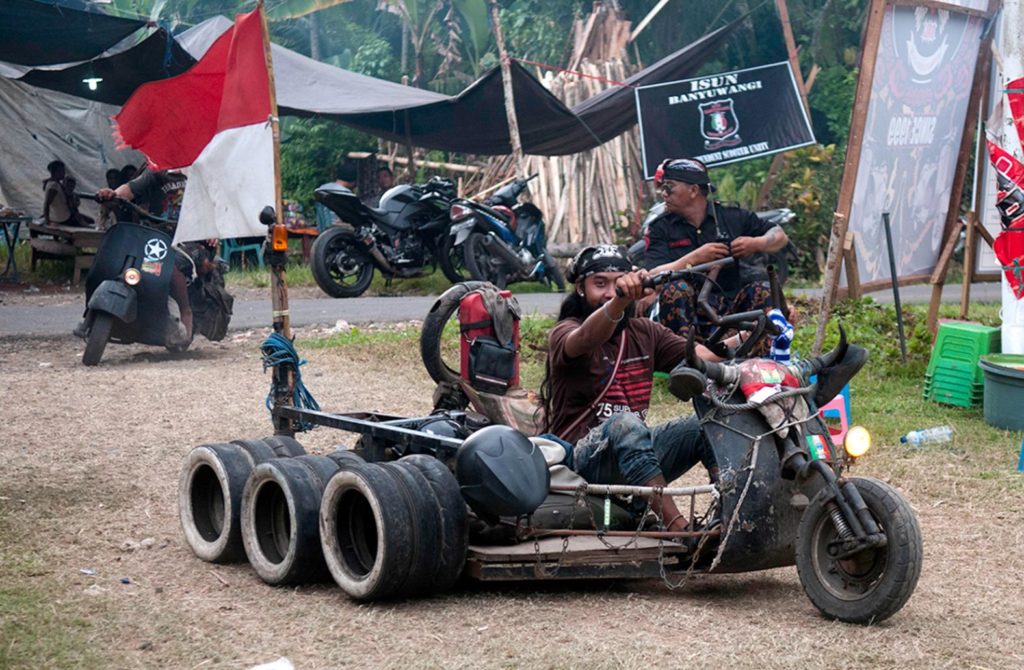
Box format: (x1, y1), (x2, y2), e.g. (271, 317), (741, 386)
(310, 227), (375, 298)
(542, 252), (566, 291)
(325, 449), (366, 469)
(419, 280), (489, 386)
(381, 462), (443, 597)
(401, 454), (468, 592)
(464, 232), (507, 288)
(319, 463), (415, 600)
(82, 312), (113, 366)
(436, 233), (468, 283)
(796, 476), (923, 624)
(229, 438), (278, 463)
(241, 455), (341, 585)
(178, 443), (257, 563)
(260, 435), (307, 458)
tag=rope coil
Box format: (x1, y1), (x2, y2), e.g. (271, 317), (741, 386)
(261, 332), (319, 431)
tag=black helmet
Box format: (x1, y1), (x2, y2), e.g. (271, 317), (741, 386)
(419, 415), (470, 440)
(455, 425), (549, 518)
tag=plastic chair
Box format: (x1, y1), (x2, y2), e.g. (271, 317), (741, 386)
(819, 395), (849, 446)
(221, 237), (265, 270)
(314, 202), (337, 232)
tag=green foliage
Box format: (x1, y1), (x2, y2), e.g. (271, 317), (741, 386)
(502, 0), (584, 66)
(351, 35), (400, 80)
(279, 117), (376, 212)
(809, 65), (859, 146)
(764, 144), (845, 282)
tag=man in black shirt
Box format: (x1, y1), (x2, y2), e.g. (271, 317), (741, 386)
(642, 158), (788, 343)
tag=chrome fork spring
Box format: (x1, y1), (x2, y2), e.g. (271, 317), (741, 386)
(828, 502), (854, 539)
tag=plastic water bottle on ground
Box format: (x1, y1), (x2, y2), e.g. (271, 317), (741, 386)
(900, 425), (954, 446)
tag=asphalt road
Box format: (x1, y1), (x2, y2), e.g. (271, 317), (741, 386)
(0, 282), (1003, 337)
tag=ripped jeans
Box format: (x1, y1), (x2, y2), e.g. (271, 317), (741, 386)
(566, 412), (716, 487)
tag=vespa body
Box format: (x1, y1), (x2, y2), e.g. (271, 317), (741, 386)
(310, 176), (464, 298)
(447, 175), (565, 290)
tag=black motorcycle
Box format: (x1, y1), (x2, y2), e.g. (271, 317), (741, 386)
(310, 176), (465, 298)
(627, 202), (797, 284)
(77, 198), (232, 366)
(447, 175), (565, 291)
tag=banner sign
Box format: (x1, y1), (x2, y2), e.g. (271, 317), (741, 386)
(845, 5), (984, 287)
(635, 61), (815, 178)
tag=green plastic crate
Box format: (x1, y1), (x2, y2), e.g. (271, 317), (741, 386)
(926, 322), (1001, 385)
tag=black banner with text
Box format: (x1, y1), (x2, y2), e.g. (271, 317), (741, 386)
(635, 61), (815, 178)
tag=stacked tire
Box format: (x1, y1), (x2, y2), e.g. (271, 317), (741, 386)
(179, 440), (469, 600)
(320, 455), (468, 600)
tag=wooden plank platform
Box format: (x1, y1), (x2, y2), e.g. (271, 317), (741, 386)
(466, 536), (687, 581)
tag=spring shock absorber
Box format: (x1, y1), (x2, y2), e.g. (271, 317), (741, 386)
(827, 502), (854, 540)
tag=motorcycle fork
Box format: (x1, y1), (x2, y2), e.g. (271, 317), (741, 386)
(782, 438), (886, 558)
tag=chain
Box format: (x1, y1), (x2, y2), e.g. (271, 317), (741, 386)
(532, 484), (586, 577)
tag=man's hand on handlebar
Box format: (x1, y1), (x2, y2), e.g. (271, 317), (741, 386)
(613, 269), (655, 303)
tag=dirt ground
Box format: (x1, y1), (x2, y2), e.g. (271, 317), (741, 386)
(1, 329), (1023, 670)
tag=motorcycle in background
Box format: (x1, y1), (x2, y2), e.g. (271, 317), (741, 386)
(447, 175), (565, 291)
(311, 176), (465, 298)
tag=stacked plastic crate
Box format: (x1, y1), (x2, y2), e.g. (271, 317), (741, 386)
(924, 322), (1001, 407)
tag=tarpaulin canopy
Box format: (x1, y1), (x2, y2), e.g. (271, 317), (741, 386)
(0, 0), (147, 66)
(17, 28), (195, 105)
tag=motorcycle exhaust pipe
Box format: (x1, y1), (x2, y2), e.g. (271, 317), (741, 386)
(361, 238), (398, 274)
(479, 234), (528, 273)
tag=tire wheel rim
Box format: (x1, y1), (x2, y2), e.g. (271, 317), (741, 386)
(810, 511), (888, 601)
(327, 240), (366, 288)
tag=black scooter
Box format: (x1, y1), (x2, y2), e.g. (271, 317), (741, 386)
(77, 197), (230, 366)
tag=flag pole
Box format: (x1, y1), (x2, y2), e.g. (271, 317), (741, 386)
(259, 0), (296, 434)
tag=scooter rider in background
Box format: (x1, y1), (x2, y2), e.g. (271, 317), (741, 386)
(538, 245), (752, 532)
(94, 169), (214, 345)
(643, 158), (789, 350)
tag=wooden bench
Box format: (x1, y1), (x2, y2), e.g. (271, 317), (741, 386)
(29, 222), (104, 284)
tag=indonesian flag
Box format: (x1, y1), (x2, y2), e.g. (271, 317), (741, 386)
(113, 8), (273, 243)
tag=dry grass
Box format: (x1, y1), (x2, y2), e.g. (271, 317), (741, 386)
(0, 327), (1022, 670)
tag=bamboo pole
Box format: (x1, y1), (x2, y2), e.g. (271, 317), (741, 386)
(259, 1), (295, 434)
(489, 0), (525, 176)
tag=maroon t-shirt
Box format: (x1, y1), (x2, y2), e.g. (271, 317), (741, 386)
(546, 317), (691, 443)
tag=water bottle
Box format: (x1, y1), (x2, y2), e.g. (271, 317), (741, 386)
(768, 309), (794, 363)
(900, 425), (954, 446)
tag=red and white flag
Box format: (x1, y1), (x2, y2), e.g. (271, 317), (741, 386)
(113, 8), (274, 243)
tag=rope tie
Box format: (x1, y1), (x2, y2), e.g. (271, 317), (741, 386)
(260, 332), (319, 431)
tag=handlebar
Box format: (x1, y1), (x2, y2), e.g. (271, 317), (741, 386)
(83, 192), (177, 225)
(614, 257), (735, 298)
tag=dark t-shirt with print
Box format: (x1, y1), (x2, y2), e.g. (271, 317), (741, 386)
(546, 317), (691, 444)
(128, 170), (187, 221)
(642, 201), (773, 295)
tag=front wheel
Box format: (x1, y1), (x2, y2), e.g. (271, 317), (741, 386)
(464, 232), (508, 289)
(796, 476), (922, 624)
(436, 234), (468, 284)
(311, 227), (375, 298)
(542, 252), (565, 291)
(82, 312), (113, 366)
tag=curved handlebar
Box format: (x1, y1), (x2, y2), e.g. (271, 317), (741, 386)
(83, 192), (176, 225)
(613, 257), (735, 298)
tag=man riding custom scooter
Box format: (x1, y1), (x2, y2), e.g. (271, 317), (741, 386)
(74, 169), (230, 364)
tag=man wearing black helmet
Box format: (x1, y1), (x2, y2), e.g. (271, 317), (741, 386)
(644, 158), (788, 343)
(539, 245), (744, 532)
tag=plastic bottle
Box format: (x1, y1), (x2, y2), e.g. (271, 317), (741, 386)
(899, 425), (954, 446)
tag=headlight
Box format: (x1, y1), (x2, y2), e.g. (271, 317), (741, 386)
(123, 268), (142, 286)
(844, 426), (872, 458)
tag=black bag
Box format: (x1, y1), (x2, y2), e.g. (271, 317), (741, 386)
(469, 336), (516, 394)
(190, 272), (233, 342)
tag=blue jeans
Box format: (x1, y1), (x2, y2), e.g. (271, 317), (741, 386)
(559, 412), (715, 486)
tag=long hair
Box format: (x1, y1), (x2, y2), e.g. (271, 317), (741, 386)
(537, 289), (630, 434)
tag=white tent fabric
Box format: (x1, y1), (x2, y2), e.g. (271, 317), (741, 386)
(177, 16), (451, 114)
(0, 77), (143, 218)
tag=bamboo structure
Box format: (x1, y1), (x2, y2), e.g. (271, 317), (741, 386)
(490, 5), (647, 246)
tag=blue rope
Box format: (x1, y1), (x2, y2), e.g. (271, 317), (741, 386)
(261, 332), (319, 431)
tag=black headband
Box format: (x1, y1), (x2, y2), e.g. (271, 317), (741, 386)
(565, 244), (632, 284)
